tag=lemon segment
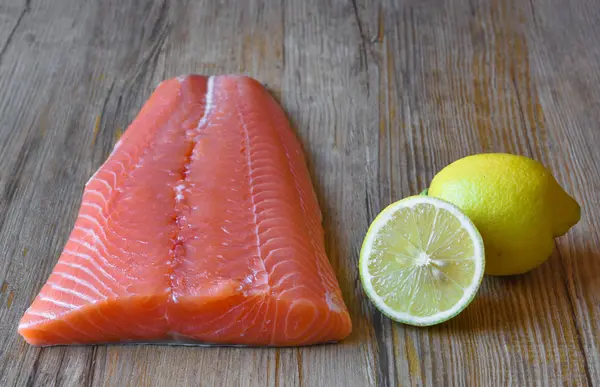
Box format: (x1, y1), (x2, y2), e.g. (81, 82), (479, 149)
(360, 196), (485, 326)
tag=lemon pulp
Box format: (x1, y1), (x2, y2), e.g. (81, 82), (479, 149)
(360, 196), (484, 326)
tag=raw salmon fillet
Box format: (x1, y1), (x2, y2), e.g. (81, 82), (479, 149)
(18, 75), (352, 346)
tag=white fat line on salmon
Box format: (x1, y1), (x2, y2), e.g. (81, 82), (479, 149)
(80, 201), (107, 218)
(56, 261), (118, 296)
(40, 296), (79, 309)
(95, 177), (114, 193)
(235, 89), (271, 292)
(86, 189), (109, 204)
(283, 299), (319, 338)
(73, 226), (121, 260)
(48, 282), (97, 303)
(53, 271), (107, 299)
(19, 310), (57, 328)
(191, 75), (215, 140)
(85, 146), (123, 188)
(78, 214), (108, 238)
(271, 116), (337, 313)
(107, 169), (119, 186)
(62, 249), (118, 283)
(171, 76), (215, 205)
(273, 272), (299, 288)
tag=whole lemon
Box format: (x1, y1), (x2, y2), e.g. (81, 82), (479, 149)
(427, 153), (580, 276)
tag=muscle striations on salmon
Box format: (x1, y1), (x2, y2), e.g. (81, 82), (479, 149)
(18, 75), (352, 346)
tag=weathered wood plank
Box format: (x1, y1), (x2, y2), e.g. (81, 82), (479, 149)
(525, 0), (600, 381)
(0, 0), (180, 385)
(0, 0), (599, 386)
(280, 0), (381, 385)
(377, 0), (592, 385)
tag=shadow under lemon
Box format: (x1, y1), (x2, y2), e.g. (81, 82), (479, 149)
(433, 239), (600, 333)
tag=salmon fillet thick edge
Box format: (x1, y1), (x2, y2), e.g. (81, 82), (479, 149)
(18, 75), (352, 346)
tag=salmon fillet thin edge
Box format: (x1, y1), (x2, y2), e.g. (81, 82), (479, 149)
(18, 74), (352, 346)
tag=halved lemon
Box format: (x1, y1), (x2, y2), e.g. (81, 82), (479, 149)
(359, 196), (485, 326)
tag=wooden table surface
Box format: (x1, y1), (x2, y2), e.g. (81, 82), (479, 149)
(1, 0), (599, 386)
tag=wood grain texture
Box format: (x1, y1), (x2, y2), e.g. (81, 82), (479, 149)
(0, 0), (598, 386)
